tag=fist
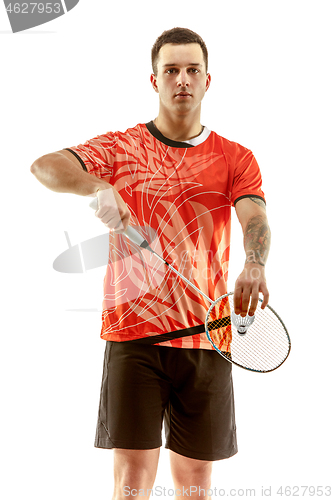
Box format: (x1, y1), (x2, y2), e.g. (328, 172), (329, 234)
(94, 187), (130, 232)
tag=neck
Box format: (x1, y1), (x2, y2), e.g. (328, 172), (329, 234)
(154, 107), (203, 142)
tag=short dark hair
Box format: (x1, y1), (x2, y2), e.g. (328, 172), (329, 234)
(151, 27), (208, 75)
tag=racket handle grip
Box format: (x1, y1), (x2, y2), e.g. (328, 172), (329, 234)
(89, 197), (148, 247)
(123, 226), (148, 247)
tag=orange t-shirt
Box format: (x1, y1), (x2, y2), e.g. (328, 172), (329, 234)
(67, 122), (265, 349)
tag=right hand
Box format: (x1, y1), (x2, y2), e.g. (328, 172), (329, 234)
(94, 187), (130, 232)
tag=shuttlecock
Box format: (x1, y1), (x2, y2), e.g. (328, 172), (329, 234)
(231, 311), (255, 335)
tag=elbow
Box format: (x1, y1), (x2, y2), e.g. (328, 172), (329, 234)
(30, 154), (52, 177)
(30, 156), (43, 176)
(30, 154), (55, 189)
(30, 160), (38, 176)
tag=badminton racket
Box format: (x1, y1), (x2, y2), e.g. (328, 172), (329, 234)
(89, 198), (291, 372)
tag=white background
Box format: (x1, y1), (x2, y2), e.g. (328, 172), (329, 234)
(1, 1), (332, 499)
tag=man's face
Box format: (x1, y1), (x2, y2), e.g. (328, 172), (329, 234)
(151, 43), (211, 117)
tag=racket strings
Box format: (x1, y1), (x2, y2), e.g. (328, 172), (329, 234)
(207, 316), (231, 330)
(206, 295), (290, 372)
(230, 319), (288, 370)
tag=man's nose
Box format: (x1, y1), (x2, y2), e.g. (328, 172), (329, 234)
(177, 69), (189, 87)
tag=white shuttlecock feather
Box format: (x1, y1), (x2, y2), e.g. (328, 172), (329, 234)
(231, 311), (255, 335)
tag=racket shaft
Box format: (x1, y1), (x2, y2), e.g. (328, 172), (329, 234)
(88, 201), (213, 305)
(151, 251), (213, 304)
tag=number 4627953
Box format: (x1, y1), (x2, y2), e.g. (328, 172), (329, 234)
(6, 3), (61, 14)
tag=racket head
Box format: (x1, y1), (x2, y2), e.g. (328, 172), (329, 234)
(205, 292), (291, 373)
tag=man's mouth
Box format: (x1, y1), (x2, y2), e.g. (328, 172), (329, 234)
(175, 92), (192, 98)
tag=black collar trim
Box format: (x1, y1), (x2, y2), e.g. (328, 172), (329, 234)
(145, 121), (195, 148)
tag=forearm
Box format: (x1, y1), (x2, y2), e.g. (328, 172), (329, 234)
(30, 152), (110, 196)
(234, 197), (270, 314)
(243, 214), (271, 266)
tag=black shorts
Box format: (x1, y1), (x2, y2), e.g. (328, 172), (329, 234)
(94, 341), (237, 461)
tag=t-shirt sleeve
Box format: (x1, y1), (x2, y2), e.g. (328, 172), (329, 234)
(231, 143), (265, 206)
(65, 131), (119, 185)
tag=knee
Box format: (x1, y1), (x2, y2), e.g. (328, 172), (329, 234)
(113, 449), (159, 494)
(115, 463), (154, 490)
(114, 464), (155, 499)
(172, 459), (212, 489)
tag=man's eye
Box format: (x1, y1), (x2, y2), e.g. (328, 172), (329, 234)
(165, 68), (199, 74)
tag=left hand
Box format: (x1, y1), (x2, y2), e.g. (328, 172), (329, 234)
(233, 263), (269, 317)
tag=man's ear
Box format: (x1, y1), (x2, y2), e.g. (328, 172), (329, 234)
(150, 74), (159, 93)
(205, 73), (211, 92)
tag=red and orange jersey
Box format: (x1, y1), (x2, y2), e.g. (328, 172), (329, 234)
(67, 122), (265, 349)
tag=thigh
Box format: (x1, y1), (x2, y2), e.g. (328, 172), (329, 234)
(164, 348), (238, 461)
(95, 342), (171, 450)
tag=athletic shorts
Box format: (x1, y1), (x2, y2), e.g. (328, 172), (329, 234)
(94, 341), (238, 461)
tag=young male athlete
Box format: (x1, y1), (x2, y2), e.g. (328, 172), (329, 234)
(31, 28), (270, 498)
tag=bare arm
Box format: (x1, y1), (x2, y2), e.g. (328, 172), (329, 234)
(30, 150), (130, 231)
(234, 197), (271, 316)
(30, 150), (108, 195)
